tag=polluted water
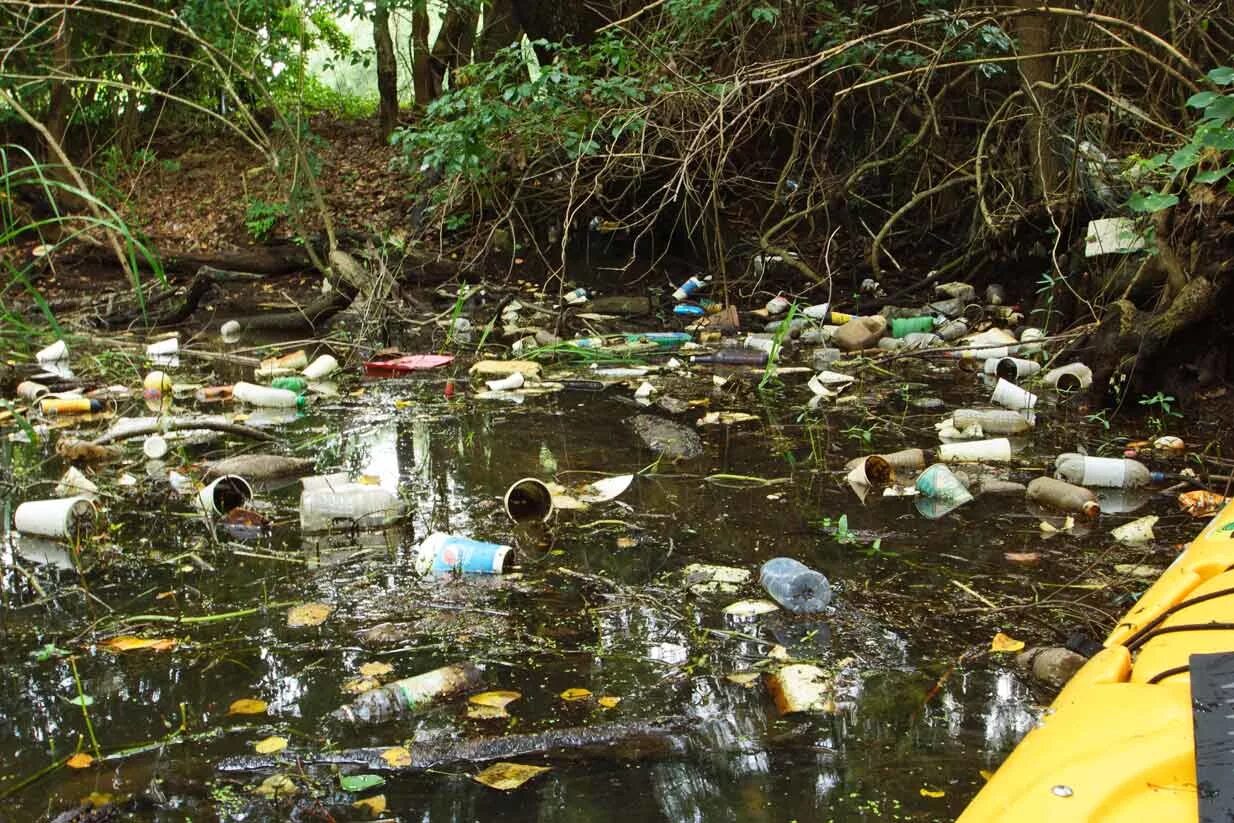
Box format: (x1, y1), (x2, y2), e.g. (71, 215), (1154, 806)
(0, 278), (1225, 823)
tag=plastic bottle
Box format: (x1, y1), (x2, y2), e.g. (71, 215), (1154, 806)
(674, 304), (705, 318)
(330, 662), (482, 725)
(303, 354), (339, 380)
(233, 381), (307, 409)
(812, 347), (841, 370)
(1043, 363), (1093, 392)
(833, 315), (887, 351)
(935, 318), (969, 342)
(690, 348), (769, 366)
(951, 409), (1034, 435)
(1054, 453), (1163, 488)
(1026, 477), (1099, 517)
(1018, 327), (1045, 354)
(563, 287), (589, 305)
(938, 438), (1012, 463)
(802, 302), (830, 320)
(672, 275), (711, 302)
(759, 557), (832, 613)
(220, 320), (243, 343)
(416, 532), (514, 574)
(765, 294), (791, 315)
(271, 376), (308, 393)
(300, 484), (405, 532)
(40, 397), (102, 415)
(890, 316), (935, 338)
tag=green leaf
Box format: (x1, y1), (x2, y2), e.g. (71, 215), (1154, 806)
(29, 643), (70, 662)
(1204, 96), (1234, 123)
(1195, 168), (1231, 184)
(339, 774), (386, 792)
(1208, 67), (1234, 86)
(1186, 91), (1217, 108)
(1168, 145), (1202, 170)
(64, 695), (94, 707)
(1126, 190), (1179, 213)
(1200, 128), (1234, 150)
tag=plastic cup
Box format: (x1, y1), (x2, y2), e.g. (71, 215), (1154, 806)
(990, 377), (1037, 410)
(14, 496), (96, 539)
(504, 478), (554, 523)
(36, 340), (68, 363)
(143, 435), (169, 460)
(196, 475), (253, 517)
(16, 381), (49, 402)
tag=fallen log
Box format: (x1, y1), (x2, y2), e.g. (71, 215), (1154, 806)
(91, 418), (277, 446)
(216, 719), (688, 774)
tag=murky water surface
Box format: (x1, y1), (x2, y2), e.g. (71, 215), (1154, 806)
(0, 336), (1224, 821)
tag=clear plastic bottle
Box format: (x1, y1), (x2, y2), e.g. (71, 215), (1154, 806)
(1054, 453), (1162, 488)
(299, 484), (404, 532)
(951, 409), (1034, 435)
(690, 348), (769, 366)
(935, 318), (969, 341)
(1027, 476), (1099, 517)
(233, 381), (307, 409)
(330, 662), (482, 725)
(759, 557), (832, 613)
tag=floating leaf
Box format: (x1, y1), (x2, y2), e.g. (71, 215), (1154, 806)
(342, 676), (382, 695)
(30, 643), (70, 662)
(66, 753), (94, 769)
(254, 736), (287, 754)
(380, 747), (412, 768)
(287, 602), (333, 628)
(472, 762), (551, 791)
(339, 773), (386, 792)
(468, 704), (511, 720)
(470, 690), (521, 708)
(722, 599), (780, 617)
(352, 795), (387, 816)
(104, 636), (177, 653)
(920, 787), (946, 798)
(579, 474), (634, 503)
(990, 632), (1025, 653)
(254, 774), (296, 800)
(65, 695), (94, 707)
(82, 791), (112, 808)
(597, 695), (622, 709)
(559, 688), (592, 702)
(359, 661), (394, 678)
(228, 698), (268, 716)
(726, 671), (762, 689)
(1003, 552), (1040, 565)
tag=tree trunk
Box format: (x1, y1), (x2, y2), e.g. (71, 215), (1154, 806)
(46, 15), (73, 148)
(373, 3), (399, 140)
(429, 2), (479, 96)
(410, 0), (433, 106)
(476, 0), (522, 61)
(1013, 0), (1063, 207)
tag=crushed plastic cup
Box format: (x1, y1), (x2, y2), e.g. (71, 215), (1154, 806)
(914, 463), (974, 519)
(196, 475), (253, 517)
(145, 336), (179, 366)
(1043, 362), (1093, 393)
(485, 372), (525, 392)
(504, 478), (554, 523)
(16, 381), (48, 402)
(303, 354), (339, 380)
(990, 377), (1037, 411)
(14, 496), (96, 539)
(56, 466), (98, 500)
(36, 340), (68, 364)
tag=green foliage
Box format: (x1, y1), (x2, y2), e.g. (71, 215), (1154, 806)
(1125, 66), (1234, 213)
(244, 197), (289, 241)
(1138, 391), (1181, 434)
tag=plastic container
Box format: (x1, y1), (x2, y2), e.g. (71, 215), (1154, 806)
(300, 484), (404, 532)
(17, 381), (49, 402)
(759, 557), (832, 613)
(672, 275), (710, 302)
(833, 316), (887, 351)
(504, 478), (554, 523)
(690, 348), (769, 366)
(990, 378), (1037, 411)
(303, 354), (339, 380)
(1043, 362), (1093, 392)
(14, 496), (96, 539)
(564, 287), (589, 305)
(197, 475), (253, 517)
(415, 532), (513, 575)
(986, 357), (1041, 382)
(233, 381), (307, 409)
(935, 318), (969, 341)
(765, 294), (791, 315)
(802, 303), (830, 320)
(330, 662), (482, 725)
(951, 409), (1034, 435)
(1054, 453), (1162, 488)
(1027, 476), (1099, 517)
(40, 397), (101, 415)
(939, 438), (1012, 463)
(915, 463), (974, 518)
(890, 316), (935, 338)
(143, 371), (172, 398)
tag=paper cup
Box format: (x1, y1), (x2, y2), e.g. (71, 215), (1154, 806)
(14, 496), (96, 538)
(146, 337), (179, 360)
(993, 357), (1041, 382)
(990, 377), (1037, 410)
(196, 475), (253, 517)
(504, 478), (554, 523)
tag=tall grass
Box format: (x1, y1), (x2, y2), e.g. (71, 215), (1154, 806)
(0, 144), (163, 350)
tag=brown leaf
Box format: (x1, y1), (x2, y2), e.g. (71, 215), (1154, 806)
(352, 795), (388, 816)
(103, 636), (178, 653)
(287, 602), (333, 628)
(227, 698), (268, 716)
(254, 736), (287, 754)
(66, 753), (94, 769)
(380, 746), (412, 768)
(358, 661), (394, 678)
(472, 762), (551, 791)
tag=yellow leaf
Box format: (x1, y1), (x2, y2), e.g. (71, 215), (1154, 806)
(287, 602), (333, 628)
(228, 698), (268, 716)
(359, 662), (394, 679)
(380, 747), (412, 768)
(82, 792), (112, 808)
(254, 736), (287, 754)
(920, 788), (945, 799)
(597, 696), (621, 709)
(342, 676), (381, 695)
(469, 690), (521, 708)
(559, 688), (592, 702)
(66, 753), (94, 769)
(979, 769), (994, 781)
(472, 762), (551, 791)
(104, 636), (177, 653)
(990, 632), (1025, 653)
(352, 794), (388, 816)
(467, 704), (510, 720)
(726, 672), (761, 689)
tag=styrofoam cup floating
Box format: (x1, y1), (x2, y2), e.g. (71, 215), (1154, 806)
(146, 336), (179, 363)
(14, 496), (96, 539)
(303, 354), (339, 380)
(486, 372), (525, 392)
(56, 467), (98, 500)
(143, 435), (169, 460)
(990, 377), (1037, 411)
(36, 340), (68, 363)
(503, 478), (554, 523)
(196, 475), (253, 517)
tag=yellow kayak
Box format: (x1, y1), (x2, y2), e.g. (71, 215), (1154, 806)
(958, 499), (1234, 822)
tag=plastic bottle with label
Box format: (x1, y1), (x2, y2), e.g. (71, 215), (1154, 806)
(1027, 476), (1100, 517)
(672, 275), (711, 302)
(330, 662), (482, 725)
(950, 409), (1034, 435)
(300, 484), (405, 532)
(690, 348), (769, 366)
(759, 557), (832, 613)
(233, 381), (307, 409)
(1054, 453), (1162, 488)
